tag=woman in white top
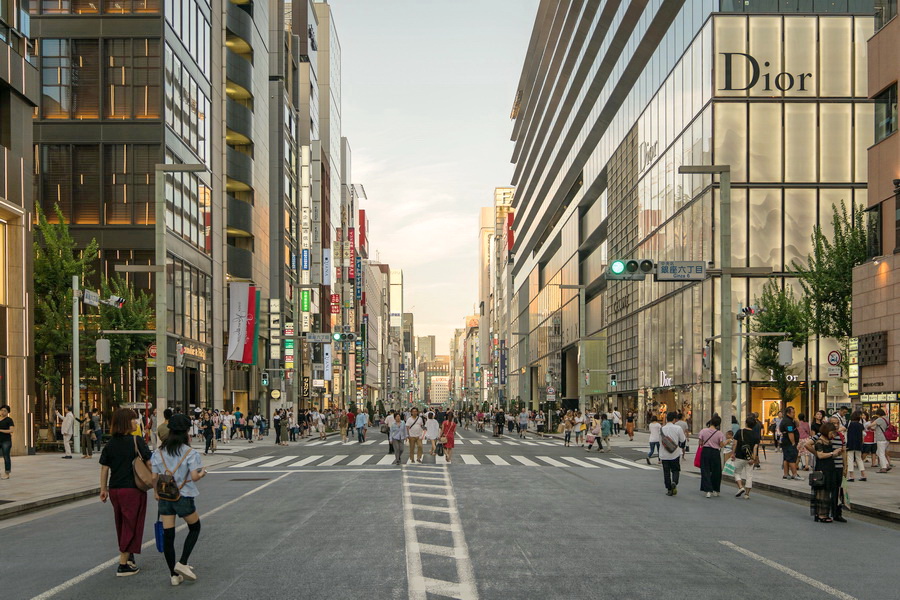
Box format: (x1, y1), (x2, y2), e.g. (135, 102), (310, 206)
(424, 412), (440, 456)
(647, 415), (662, 465)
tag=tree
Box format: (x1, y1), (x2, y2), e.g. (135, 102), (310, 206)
(791, 200), (868, 341)
(33, 205), (98, 413)
(749, 280), (809, 410)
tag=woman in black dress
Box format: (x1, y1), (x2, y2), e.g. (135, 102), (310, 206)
(811, 422), (840, 522)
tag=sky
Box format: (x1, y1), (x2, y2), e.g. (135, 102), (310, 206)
(329, 0), (539, 352)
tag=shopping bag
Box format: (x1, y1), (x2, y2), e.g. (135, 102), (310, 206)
(723, 460), (736, 476)
(693, 447), (702, 468)
(586, 434), (596, 444)
(154, 513), (165, 553)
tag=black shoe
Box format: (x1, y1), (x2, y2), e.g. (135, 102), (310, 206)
(666, 489), (673, 496)
(646, 457), (651, 465)
(117, 564), (140, 577)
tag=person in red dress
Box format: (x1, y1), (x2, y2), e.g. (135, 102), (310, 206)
(441, 411), (457, 464)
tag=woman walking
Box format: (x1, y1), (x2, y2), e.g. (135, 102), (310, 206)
(574, 411), (585, 447)
(98, 408), (152, 577)
(441, 410), (458, 464)
(425, 412), (440, 455)
(846, 410), (867, 482)
(244, 412), (255, 443)
(201, 411), (214, 455)
(78, 411), (95, 458)
(389, 413), (408, 465)
(698, 415), (726, 498)
(862, 411), (877, 467)
(797, 413), (812, 471)
(339, 410), (349, 443)
(730, 416), (761, 499)
(810, 422), (841, 522)
(563, 411), (575, 447)
(625, 411), (635, 441)
(151, 414), (207, 585)
(647, 415), (661, 465)
(868, 408), (893, 473)
(585, 413), (603, 452)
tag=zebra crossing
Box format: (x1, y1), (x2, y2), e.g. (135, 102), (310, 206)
(299, 438), (557, 448)
(227, 453), (658, 471)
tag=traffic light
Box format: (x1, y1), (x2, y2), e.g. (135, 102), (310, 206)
(261, 371), (269, 387)
(702, 344), (710, 370)
(331, 332), (358, 342)
(108, 295), (126, 308)
(609, 373), (617, 387)
(607, 259), (654, 280)
(740, 305), (764, 318)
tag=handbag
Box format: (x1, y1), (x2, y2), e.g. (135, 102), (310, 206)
(693, 447), (702, 468)
(809, 470), (825, 488)
(723, 460), (736, 476)
(586, 434), (596, 444)
(380, 424), (390, 434)
(436, 443), (444, 457)
(132, 436), (153, 492)
(154, 511), (165, 553)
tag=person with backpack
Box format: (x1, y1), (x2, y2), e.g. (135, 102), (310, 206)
(151, 414), (207, 586)
(659, 412), (686, 496)
(729, 416), (761, 499)
(99, 408), (153, 577)
(406, 408), (426, 464)
(868, 408), (894, 473)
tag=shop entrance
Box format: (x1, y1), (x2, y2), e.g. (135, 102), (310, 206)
(750, 382), (811, 438)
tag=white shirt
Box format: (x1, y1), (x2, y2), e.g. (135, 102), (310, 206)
(407, 416), (425, 437)
(612, 411), (621, 424)
(425, 419), (440, 440)
(649, 421), (662, 442)
(659, 423), (686, 460)
(61, 411), (75, 435)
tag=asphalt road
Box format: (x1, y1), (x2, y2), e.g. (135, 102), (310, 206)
(5, 427), (899, 600)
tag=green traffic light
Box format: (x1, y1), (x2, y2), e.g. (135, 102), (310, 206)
(332, 333), (342, 341)
(610, 260), (626, 275)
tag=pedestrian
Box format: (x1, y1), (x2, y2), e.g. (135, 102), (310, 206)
(612, 407), (622, 436)
(201, 411), (214, 455)
(861, 411), (877, 467)
(846, 410), (867, 482)
(518, 408), (529, 438)
(232, 407), (243, 439)
(406, 408), (426, 464)
(660, 412), (686, 496)
(797, 413), (812, 471)
(151, 414), (207, 585)
(244, 412), (255, 443)
(698, 415), (725, 498)
(563, 411), (575, 447)
(355, 409), (369, 443)
(535, 410), (545, 434)
(0, 405), (15, 479)
(339, 410), (349, 443)
(811, 410), (826, 436)
(57, 406), (75, 458)
(730, 416), (761, 499)
(600, 413), (612, 451)
(318, 410), (327, 440)
(809, 422), (841, 523)
(92, 409), (103, 452)
(273, 410), (283, 445)
(279, 411), (288, 446)
(389, 413), (408, 465)
(624, 410), (635, 441)
(98, 408), (152, 577)
(77, 411), (94, 458)
(157, 409), (172, 447)
(585, 413), (603, 452)
(495, 409), (505, 437)
(425, 412), (440, 455)
(675, 412), (689, 460)
(647, 414), (661, 465)
(780, 406), (802, 480)
(868, 408), (893, 473)
(574, 411), (585, 447)
(440, 410), (458, 464)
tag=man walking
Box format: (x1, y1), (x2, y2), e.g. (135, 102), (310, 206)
(612, 407), (622, 436)
(675, 412), (689, 461)
(660, 412), (686, 496)
(355, 410), (369, 443)
(780, 406), (802, 480)
(57, 406), (75, 458)
(406, 408), (425, 464)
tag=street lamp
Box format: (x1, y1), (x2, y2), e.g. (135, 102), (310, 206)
(678, 164), (732, 430)
(560, 284), (587, 413)
(154, 163), (206, 426)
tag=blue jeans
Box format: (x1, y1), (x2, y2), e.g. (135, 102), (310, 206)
(0, 439), (11, 472)
(648, 441), (660, 458)
(358, 428), (365, 443)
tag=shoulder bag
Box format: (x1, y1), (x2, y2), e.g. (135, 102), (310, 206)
(132, 436), (153, 491)
(809, 470), (825, 488)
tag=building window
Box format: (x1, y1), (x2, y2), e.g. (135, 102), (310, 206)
(104, 0), (160, 13)
(40, 39), (100, 119)
(866, 204), (882, 259)
(103, 144), (157, 225)
(874, 83), (898, 143)
(876, 0), (898, 30)
(32, 0), (157, 13)
(105, 38), (160, 120)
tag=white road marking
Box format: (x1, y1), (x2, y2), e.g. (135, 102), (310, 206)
(468, 440), (483, 445)
(304, 440), (326, 446)
(323, 440), (342, 446)
(719, 541), (857, 600)
(455, 440), (464, 445)
(520, 441), (538, 446)
(289, 455), (323, 467)
(461, 455), (481, 465)
(362, 440), (377, 445)
(347, 455), (374, 466)
(560, 456), (600, 468)
(318, 456), (348, 467)
(30, 472), (293, 600)
(408, 503), (452, 513)
(535, 456), (569, 467)
(228, 455), (274, 468)
(377, 454), (397, 465)
(486, 455), (510, 466)
(259, 456), (295, 468)
(503, 441), (519, 445)
(585, 457), (629, 469)
(510, 455), (539, 466)
(611, 457), (656, 470)
(486, 441), (501, 445)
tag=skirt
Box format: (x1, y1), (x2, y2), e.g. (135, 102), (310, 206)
(625, 422), (635, 436)
(862, 443), (877, 454)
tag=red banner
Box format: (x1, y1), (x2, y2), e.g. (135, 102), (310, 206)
(330, 294), (340, 314)
(242, 286), (257, 363)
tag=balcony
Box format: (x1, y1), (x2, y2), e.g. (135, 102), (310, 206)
(227, 244), (253, 280)
(226, 98), (253, 145)
(225, 50), (253, 100)
(225, 2), (253, 57)
(226, 146), (253, 192)
(227, 194), (253, 237)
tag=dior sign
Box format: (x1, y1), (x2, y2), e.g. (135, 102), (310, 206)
(720, 53), (812, 92)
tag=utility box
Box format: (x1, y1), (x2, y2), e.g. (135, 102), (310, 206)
(96, 339), (111, 364)
(778, 341), (793, 367)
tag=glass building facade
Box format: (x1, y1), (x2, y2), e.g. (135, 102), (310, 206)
(509, 2), (874, 432)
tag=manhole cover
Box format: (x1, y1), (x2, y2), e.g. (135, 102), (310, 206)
(230, 478), (270, 482)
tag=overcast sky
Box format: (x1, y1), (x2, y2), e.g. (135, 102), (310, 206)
(329, 0), (539, 352)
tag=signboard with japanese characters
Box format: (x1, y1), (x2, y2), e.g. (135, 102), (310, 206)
(654, 261), (706, 281)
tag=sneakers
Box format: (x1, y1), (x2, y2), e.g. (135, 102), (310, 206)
(712, 491), (720, 497)
(705, 492), (712, 498)
(735, 488), (746, 498)
(793, 475), (804, 480)
(744, 493), (751, 500)
(170, 574), (184, 586)
(671, 486), (677, 496)
(174, 562), (197, 581)
(116, 564), (140, 577)
(0, 472), (9, 479)
(666, 489), (673, 496)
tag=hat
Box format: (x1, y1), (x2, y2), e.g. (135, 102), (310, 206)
(168, 414), (192, 432)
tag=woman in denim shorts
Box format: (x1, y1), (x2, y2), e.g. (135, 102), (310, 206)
(151, 414), (207, 586)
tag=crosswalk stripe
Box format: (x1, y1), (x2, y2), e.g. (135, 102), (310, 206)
(585, 457), (629, 469)
(486, 441), (501, 445)
(377, 454), (396, 465)
(521, 441), (537, 446)
(324, 440), (342, 446)
(229, 455), (274, 468)
(289, 455), (323, 467)
(560, 456), (599, 468)
(347, 455), (374, 466)
(503, 442), (518, 446)
(486, 455), (510, 466)
(304, 440), (326, 446)
(510, 455), (539, 466)
(455, 440), (464, 445)
(362, 440), (377, 445)
(536, 442), (556, 446)
(318, 455), (347, 466)
(536, 456), (569, 467)
(259, 456), (295, 468)
(611, 458), (656, 470)
(460, 455), (480, 465)
(468, 440), (482, 445)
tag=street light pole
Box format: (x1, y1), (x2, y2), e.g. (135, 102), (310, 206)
(72, 275), (81, 454)
(679, 165), (732, 430)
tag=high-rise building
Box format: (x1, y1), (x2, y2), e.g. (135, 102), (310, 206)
(389, 268), (403, 334)
(852, 2), (899, 419)
(416, 335), (436, 363)
(0, 2), (38, 454)
(510, 1), (875, 430)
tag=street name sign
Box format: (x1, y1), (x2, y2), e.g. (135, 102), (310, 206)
(305, 333), (333, 343)
(655, 261), (706, 281)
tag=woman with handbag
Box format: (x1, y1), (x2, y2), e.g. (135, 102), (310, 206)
(98, 408), (153, 577)
(440, 410), (458, 464)
(698, 415), (726, 498)
(152, 414), (207, 586)
(810, 422), (840, 522)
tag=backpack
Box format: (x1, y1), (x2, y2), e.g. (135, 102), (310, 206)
(155, 448), (194, 502)
(883, 420), (899, 442)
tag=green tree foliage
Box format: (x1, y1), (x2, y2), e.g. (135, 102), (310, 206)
(750, 280), (809, 408)
(33, 205), (98, 404)
(791, 200), (868, 340)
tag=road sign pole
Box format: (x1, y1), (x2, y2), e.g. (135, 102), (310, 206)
(72, 275), (81, 454)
